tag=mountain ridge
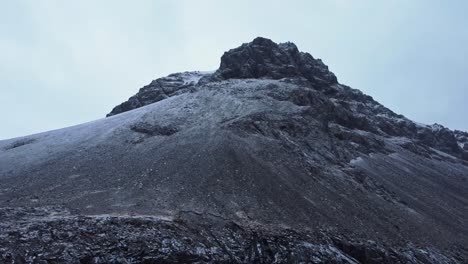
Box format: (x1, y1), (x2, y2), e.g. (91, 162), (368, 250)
(107, 37), (468, 163)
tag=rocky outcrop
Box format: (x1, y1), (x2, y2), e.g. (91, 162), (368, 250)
(107, 71), (211, 116)
(107, 37), (337, 117)
(210, 37), (337, 87)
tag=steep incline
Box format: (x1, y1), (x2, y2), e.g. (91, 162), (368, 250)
(107, 71), (213, 117)
(1, 37), (467, 263)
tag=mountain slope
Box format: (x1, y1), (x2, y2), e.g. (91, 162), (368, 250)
(1, 37), (467, 263)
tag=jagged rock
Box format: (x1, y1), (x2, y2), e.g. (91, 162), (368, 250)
(416, 123), (461, 154)
(0, 207), (464, 264)
(107, 71), (211, 116)
(3, 138), (36, 150)
(210, 37), (338, 87)
(130, 122), (178, 136)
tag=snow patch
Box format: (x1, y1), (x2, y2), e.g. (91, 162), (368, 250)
(430, 148), (457, 160)
(350, 157), (364, 165)
(429, 123), (445, 132)
(414, 121), (428, 128)
(180, 71), (211, 85)
(376, 113), (406, 123)
(386, 136), (412, 145)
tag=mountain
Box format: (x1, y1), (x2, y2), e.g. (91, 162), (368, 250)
(1, 37), (467, 263)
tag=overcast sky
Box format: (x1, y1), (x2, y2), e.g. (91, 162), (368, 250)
(1, 0), (467, 139)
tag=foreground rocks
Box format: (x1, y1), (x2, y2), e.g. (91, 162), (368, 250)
(0, 207), (464, 264)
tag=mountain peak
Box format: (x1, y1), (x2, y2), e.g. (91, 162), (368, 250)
(251, 36), (276, 46)
(107, 38), (338, 117)
(212, 37), (337, 86)
(2, 37), (468, 263)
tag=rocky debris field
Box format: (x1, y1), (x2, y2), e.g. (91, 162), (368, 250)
(1, 207), (464, 264)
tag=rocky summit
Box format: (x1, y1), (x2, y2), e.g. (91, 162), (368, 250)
(1, 37), (467, 263)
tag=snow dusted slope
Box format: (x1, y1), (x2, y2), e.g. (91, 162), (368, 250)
(1, 37), (467, 263)
(107, 71), (213, 116)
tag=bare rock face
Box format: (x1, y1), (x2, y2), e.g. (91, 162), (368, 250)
(107, 37), (337, 117)
(107, 71), (211, 117)
(1, 37), (468, 263)
(211, 37), (337, 86)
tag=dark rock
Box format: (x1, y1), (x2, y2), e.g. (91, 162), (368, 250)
(3, 138), (36, 150)
(417, 124), (461, 154)
(212, 37), (337, 87)
(130, 122), (179, 136)
(462, 151), (468, 161)
(0, 207), (463, 264)
(107, 71), (211, 116)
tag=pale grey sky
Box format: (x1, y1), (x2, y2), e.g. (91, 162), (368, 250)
(1, 0), (467, 139)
